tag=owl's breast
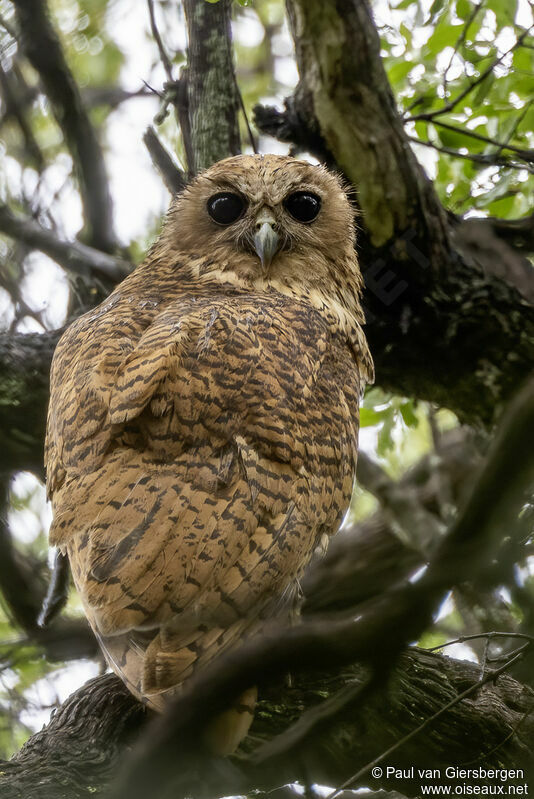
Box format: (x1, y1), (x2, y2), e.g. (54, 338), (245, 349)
(127, 294), (360, 478)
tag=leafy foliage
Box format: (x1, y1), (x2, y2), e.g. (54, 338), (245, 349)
(380, 0), (533, 217)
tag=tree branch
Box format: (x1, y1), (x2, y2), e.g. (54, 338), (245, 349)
(147, 0), (174, 83)
(0, 204), (131, 282)
(355, 451), (444, 554)
(422, 118), (534, 161)
(183, 0), (241, 173)
(0, 673), (147, 799)
(486, 211), (534, 254)
(407, 135), (533, 172)
(284, 0), (449, 252)
(0, 647), (531, 798)
(0, 328), (59, 475)
(12, 0), (117, 252)
(0, 61), (45, 171)
(143, 126), (187, 195)
(0, 405), (531, 796)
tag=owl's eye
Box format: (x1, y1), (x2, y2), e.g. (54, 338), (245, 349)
(207, 193), (246, 225)
(284, 192), (321, 223)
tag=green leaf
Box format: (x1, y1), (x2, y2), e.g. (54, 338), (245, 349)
(486, 193), (517, 217)
(485, 0), (518, 23)
(359, 407), (385, 427)
(455, 0), (472, 19)
(414, 120), (429, 140)
(387, 60), (413, 87)
(400, 401), (419, 428)
(436, 126), (469, 148)
(377, 410), (396, 456)
(428, 0), (446, 21)
(473, 72), (496, 105)
(425, 19), (463, 56)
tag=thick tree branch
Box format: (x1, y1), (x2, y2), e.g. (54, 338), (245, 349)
(0, 204), (131, 283)
(284, 0), (449, 253)
(0, 645), (531, 798)
(12, 0), (117, 252)
(0, 673), (147, 799)
(486, 212), (534, 254)
(0, 329), (59, 475)
(183, 0), (241, 173)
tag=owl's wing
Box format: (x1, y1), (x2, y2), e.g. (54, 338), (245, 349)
(46, 296), (361, 698)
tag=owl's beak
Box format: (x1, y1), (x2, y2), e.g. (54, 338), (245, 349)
(253, 209), (280, 271)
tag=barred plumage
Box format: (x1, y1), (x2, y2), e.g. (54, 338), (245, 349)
(46, 154), (373, 752)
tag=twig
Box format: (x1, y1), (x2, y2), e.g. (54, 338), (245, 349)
(146, 0), (174, 83)
(428, 118), (534, 159)
(325, 646), (531, 799)
(427, 631), (534, 652)
(407, 135), (533, 172)
(0, 62), (44, 170)
(142, 126), (187, 194)
(12, 0), (117, 253)
(492, 100), (532, 162)
(442, 2), (484, 99)
(0, 204), (131, 281)
(237, 84), (258, 154)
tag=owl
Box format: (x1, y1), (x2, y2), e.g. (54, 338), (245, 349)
(45, 154), (373, 753)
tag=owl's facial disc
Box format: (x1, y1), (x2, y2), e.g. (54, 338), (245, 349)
(253, 208), (280, 272)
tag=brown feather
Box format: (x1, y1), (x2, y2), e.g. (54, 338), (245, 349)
(45, 154), (373, 751)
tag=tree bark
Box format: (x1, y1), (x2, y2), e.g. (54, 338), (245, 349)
(0, 329), (59, 476)
(0, 650), (531, 799)
(184, 0), (241, 173)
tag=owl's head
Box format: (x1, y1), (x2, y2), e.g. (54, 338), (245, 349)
(156, 154), (364, 321)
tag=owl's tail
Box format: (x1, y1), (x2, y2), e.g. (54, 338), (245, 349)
(99, 619), (258, 754)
